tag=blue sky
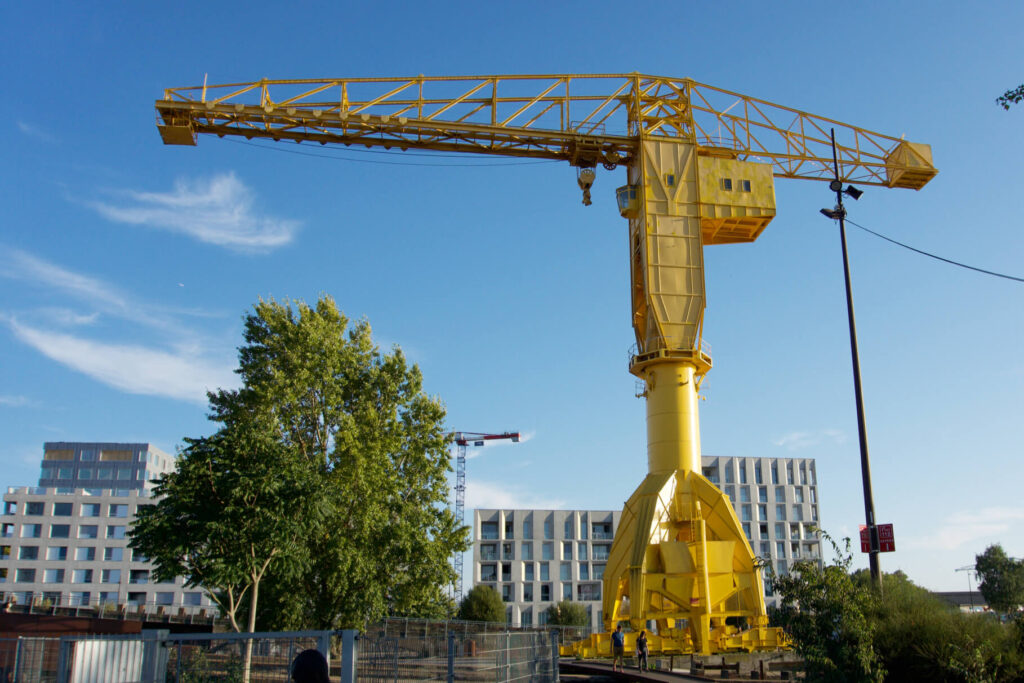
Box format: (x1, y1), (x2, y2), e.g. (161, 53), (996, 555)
(2, 2), (1022, 592)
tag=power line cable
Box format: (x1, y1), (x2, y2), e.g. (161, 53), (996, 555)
(845, 218), (1024, 284)
(223, 137), (559, 167)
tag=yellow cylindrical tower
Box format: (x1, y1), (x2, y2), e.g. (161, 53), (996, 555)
(642, 361), (702, 474)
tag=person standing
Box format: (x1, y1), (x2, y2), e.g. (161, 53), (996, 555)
(636, 630), (649, 671)
(611, 624), (625, 672)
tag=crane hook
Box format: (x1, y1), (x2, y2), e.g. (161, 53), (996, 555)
(577, 166), (596, 206)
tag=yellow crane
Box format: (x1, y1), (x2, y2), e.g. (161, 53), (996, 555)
(155, 74), (936, 656)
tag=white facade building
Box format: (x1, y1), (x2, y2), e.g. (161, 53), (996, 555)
(0, 442), (215, 614)
(472, 456), (821, 628)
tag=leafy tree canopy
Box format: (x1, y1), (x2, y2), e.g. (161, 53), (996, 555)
(976, 544), (1024, 616)
(136, 295), (466, 632)
(997, 85), (1024, 110)
(545, 601), (589, 627)
(457, 585), (505, 623)
(771, 532), (885, 683)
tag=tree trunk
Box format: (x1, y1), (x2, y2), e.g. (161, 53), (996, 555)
(242, 578), (260, 683)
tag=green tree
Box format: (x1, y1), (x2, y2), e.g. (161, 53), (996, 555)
(997, 85), (1024, 110)
(545, 601), (589, 627)
(457, 585), (505, 623)
(976, 544), (1024, 616)
(771, 532), (885, 683)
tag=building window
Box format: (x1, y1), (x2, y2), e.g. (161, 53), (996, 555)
(775, 486), (785, 502)
(540, 563), (550, 581)
(131, 548), (148, 563)
(742, 522), (752, 540)
(760, 541), (770, 557)
(724, 462), (734, 484)
(117, 470), (131, 481)
(771, 463), (779, 485)
(721, 178), (733, 191)
(741, 505), (752, 522)
(564, 518), (574, 539)
(97, 469), (112, 480)
(739, 488), (751, 503)
(501, 563), (511, 581)
(50, 524), (70, 539)
(57, 469), (73, 479)
(543, 518), (553, 539)
(15, 569), (36, 583)
(19, 546), (39, 560)
(702, 466), (719, 484)
(522, 608), (532, 626)
(78, 469), (92, 480)
(791, 543), (801, 559)
(540, 584), (551, 602)
(2, 502), (15, 515)
(106, 526), (126, 539)
(562, 542), (572, 560)
(792, 506), (803, 522)
(502, 542), (514, 560)
(562, 584), (572, 600)
(21, 524), (42, 538)
(53, 503), (73, 516)
(775, 523), (786, 539)
(755, 464), (764, 485)
(81, 503), (99, 517)
(786, 463), (794, 485)
(69, 591), (91, 606)
(481, 522), (498, 540)
(0, 545), (8, 560)
(560, 563), (571, 581)
(758, 504), (767, 521)
(580, 515), (588, 540)
(501, 584), (514, 602)
(523, 584), (533, 601)
(480, 544), (497, 561)
(776, 505), (787, 520)
(580, 564), (590, 581)
(760, 523), (769, 538)
(504, 519), (514, 539)
(724, 485), (735, 501)
(593, 564), (605, 580)
(480, 565), (497, 582)
(109, 504), (129, 518)
(776, 542), (786, 558)
(72, 569), (93, 583)
(592, 522), (613, 540)
(812, 506), (819, 522)
(46, 545), (68, 561)
(739, 462), (748, 484)
(76, 546), (96, 561)
(183, 592), (202, 606)
(800, 465), (808, 485)
(521, 542), (533, 560)
(740, 179), (752, 192)
(794, 488), (805, 503)
(2, 524), (15, 538)
(104, 547), (124, 562)
(127, 592), (146, 605)
(592, 544), (610, 561)
(524, 563), (535, 581)
(129, 570), (149, 585)
(542, 542), (553, 560)
(155, 592), (174, 606)
(523, 519), (533, 539)
(101, 569), (121, 583)
(43, 569), (65, 585)
(578, 542), (588, 561)
(577, 583), (601, 601)
(791, 524), (801, 540)
(78, 525), (98, 539)
(758, 487), (768, 503)
(810, 488), (817, 504)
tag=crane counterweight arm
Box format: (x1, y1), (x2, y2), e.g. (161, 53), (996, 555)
(157, 74), (936, 189)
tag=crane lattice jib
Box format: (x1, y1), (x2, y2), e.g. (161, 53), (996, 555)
(157, 74), (935, 189)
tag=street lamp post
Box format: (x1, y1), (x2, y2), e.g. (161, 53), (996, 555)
(820, 128), (882, 592)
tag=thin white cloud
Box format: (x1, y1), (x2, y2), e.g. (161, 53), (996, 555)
(37, 308), (100, 327)
(905, 508), (1024, 551)
(7, 319), (236, 405)
(0, 395), (35, 408)
(17, 121), (57, 143)
(90, 173), (299, 252)
(772, 429), (846, 451)
(464, 479), (566, 511)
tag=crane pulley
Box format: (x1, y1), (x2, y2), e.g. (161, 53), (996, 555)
(156, 73), (935, 656)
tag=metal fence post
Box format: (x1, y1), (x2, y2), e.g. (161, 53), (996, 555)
(549, 630), (559, 683)
(505, 632), (511, 682)
(317, 630), (332, 673)
(447, 632), (455, 683)
(12, 637), (22, 683)
(140, 629), (169, 683)
(340, 629), (358, 683)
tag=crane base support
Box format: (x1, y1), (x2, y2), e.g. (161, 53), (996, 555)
(569, 469), (789, 657)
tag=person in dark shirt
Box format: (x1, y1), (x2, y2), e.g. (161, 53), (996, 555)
(611, 624), (625, 672)
(636, 630), (649, 671)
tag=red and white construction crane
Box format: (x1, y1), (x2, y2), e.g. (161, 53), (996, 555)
(450, 431), (519, 600)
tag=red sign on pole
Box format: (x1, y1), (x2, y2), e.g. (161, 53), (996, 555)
(859, 524), (895, 553)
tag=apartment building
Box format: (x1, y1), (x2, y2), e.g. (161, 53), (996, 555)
(473, 456), (821, 628)
(0, 442), (214, 613)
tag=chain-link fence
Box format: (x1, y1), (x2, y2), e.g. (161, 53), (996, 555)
(0, 636), (62, 682)
(357, 630), (556, 683)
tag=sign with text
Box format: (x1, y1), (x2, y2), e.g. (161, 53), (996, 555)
(859, 524), (895, 553)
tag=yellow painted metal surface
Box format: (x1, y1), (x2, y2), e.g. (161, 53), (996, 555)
(156, 72), (934, 657)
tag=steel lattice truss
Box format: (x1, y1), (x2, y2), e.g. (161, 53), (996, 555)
(157, 74), (935, 189)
